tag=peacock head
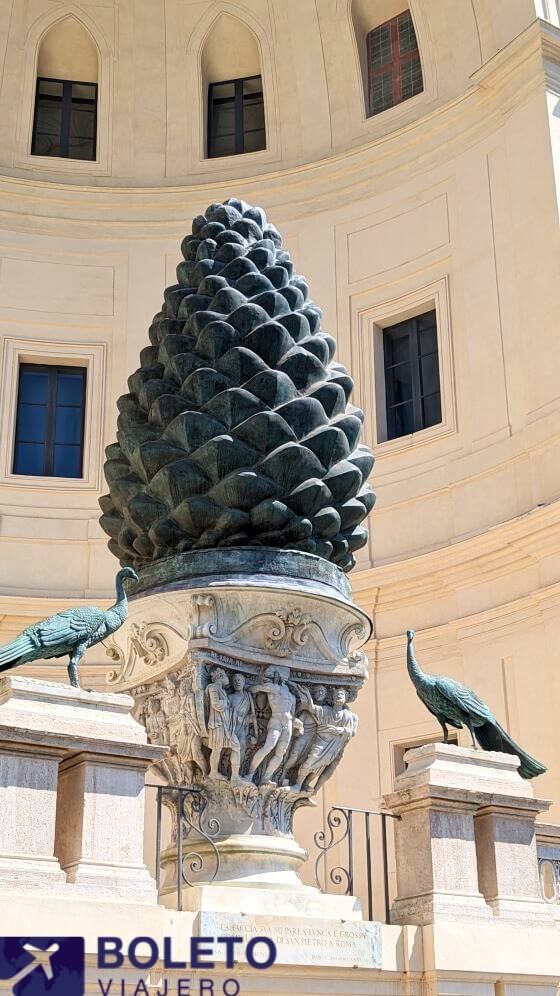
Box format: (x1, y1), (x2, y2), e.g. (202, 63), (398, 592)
(406, 629), (415, 643)
(116, 566), (139, 588)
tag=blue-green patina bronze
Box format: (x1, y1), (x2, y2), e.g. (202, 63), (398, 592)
(98, 198), (375, 576)
(0, 567), (137, 688)
(406, 629), (546, 779)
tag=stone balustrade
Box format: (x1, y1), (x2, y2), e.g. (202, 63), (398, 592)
(0, 674), (166, 901)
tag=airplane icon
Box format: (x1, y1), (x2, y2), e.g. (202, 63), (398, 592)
(5, 943), (59, 993)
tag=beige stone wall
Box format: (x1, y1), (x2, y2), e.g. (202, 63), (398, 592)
(0, 0), (559, 899)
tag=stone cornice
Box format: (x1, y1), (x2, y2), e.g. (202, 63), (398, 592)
(0, 22), (551, 236)
(352, 496), (560, 599)
(365, 580), (560, 671)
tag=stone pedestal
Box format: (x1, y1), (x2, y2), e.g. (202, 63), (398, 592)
(105, 548), (372, 898)
(474, 799), (551, 922)
(0, 675), (166, 901)
(0, 739), (67, 893)
(383, 742), (552, 927)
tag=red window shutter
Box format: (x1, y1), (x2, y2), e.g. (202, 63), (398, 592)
(366, 10), (423, 117)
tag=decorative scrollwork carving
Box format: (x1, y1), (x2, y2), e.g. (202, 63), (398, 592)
(265, 607), (313, 657)
(104, 621), (187, 685)
(189, 594), (217, 639)
(340, 620), (368, 665)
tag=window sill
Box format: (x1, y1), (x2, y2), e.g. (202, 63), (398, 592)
(192, 143), (281, 175)
(1, 473), (94, 492)
(359, 86), (431, 131)
(374, 418), (456, 456)
(14, 153), (109, 177)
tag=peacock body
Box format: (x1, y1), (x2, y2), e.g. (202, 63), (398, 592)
(0, 567), (137, 687)
(99, 199), (375, 574)
(406, 629), (546, 780)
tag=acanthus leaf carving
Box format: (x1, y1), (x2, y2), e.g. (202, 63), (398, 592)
(265, 607), (313, 657)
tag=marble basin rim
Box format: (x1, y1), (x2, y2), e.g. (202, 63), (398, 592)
(128, 547), (355, 602)
(104, 548), (372, 693)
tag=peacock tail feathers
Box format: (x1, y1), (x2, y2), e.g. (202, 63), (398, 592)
(475, 719), (547, 780)
(0, 634), (35, 667)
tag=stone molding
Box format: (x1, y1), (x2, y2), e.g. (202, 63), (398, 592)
(0, 22), (551, 235)
(106, 578), (369, 692)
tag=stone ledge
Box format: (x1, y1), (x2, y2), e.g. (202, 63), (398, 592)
(395, 742), (543, 797)
(0, 674), (167, 761)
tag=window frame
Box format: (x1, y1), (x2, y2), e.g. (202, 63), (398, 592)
(207, 73), (265, 159)
(0, 338), (107, 493)
(366, 9), (423, 117)
(383, 310), (441, 440)
(353, 277), (456, 454)
(13, 363), (87, 479)
(31, 75), (98, 161)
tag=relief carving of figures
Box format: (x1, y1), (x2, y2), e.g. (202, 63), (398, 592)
(145, 694), (169, 745)
(279, 683), (328, 785)
(290, 686), (358, 792)
(206, 666), (242, 781)
(247, 666), (296, 784)
(229, 672), (258, 769)
(176, 669), (208, 778)
(136, 652), (362, 839)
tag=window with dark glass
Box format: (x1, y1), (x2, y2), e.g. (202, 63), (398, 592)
(366, 9), (423, 117)
(207, 75), (265, 158)
(383, 310), (441, 440)
(13, 364), (86, 478)
(31, 77), (97, 160)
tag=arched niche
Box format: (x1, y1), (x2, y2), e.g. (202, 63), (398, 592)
(16, 8), (112, 174)
(37, 15), (98, 84)
(351, 0), (425, 118)
(201, 12), (261, 86)
(201, 12), (266, 158)
(32, 16), (98, 160)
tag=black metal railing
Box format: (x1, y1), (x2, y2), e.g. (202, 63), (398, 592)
(149, 784), (221, 910)
(314, 806), (399, 922)
(148, 787), (396, 921)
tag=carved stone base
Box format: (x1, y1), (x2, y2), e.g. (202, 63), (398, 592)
(160, 833), (308, 902)
(181, 881), (363, 919)
(105, 549), (372, 892)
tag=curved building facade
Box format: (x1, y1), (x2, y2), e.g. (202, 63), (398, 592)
(1, 0), (560, 881)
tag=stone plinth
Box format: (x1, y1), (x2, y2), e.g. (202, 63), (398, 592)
(383, 742), (552, 927)
(474, 799), (552, 923)
(0, 675), (166, 901)
(0, 738), (67, 893)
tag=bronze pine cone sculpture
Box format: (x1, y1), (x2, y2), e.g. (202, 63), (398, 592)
(99, 199), (375, 573)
